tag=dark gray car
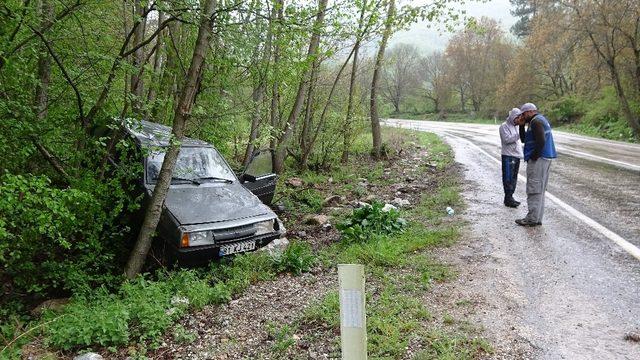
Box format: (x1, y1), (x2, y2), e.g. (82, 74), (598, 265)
(124, 120), (284, 265)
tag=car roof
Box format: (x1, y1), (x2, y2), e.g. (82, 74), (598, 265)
(123, 119), (213, 148)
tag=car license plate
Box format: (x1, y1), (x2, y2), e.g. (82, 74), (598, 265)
(219, 240), (256, 256)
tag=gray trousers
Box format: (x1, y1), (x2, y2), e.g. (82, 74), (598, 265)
(525, 158), (552, 223)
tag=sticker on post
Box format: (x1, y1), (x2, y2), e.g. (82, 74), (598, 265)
(340, 289), (363, 328)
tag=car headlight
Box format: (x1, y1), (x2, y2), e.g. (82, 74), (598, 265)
(255, 219), (276, 235)
(180, 230), (213, 247)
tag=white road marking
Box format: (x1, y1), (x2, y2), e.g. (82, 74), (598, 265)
(556, 148), (640, 172)
(445, 132), (640, 262)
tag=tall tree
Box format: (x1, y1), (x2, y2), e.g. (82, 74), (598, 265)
(272, 0), (328, 173)
(342, 0), (369, 163)
(510, 0), (537, 37)
(370, 0), (395, 159)
(125, 0), (218, 278)
(382, 43), (421, 114)
(421, 51), (451, 114)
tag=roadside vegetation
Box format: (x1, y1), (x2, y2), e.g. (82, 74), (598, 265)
(2, 128), (492, 359)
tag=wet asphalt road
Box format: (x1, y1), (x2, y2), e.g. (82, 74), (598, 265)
(386, 119), (640, 359)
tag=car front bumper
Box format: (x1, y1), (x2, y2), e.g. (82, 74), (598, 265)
(171, 232), (281, 266)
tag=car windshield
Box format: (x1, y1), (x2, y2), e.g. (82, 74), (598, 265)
(146, 147), (236, 184)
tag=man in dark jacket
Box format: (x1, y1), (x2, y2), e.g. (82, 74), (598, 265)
(515, 103), (557, 226)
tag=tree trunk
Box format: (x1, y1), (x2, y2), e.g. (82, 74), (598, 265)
(125, 0), (217, 279)
(342, 1), (368, 163)
(273, 0), (328, 174)
(32, 0), (69, 180)
(610, 63), (640, 137)
(130, 0), (147, 116)
(146, 11), (165, 114)
(301, 45), (358, 169)
(270, 0), (284, 167)
(341, 42), (360, 163)
(35, 0), (53, 122)
(154, 20), (181, 121)
(300, 62), (319, 160)
(370, 0), (395, 159)
(243, 6), (275, 167)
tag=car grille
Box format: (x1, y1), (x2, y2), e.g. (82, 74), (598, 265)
(213, 224), (257, 243)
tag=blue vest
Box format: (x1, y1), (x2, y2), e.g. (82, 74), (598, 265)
(523, 114), (557, 161)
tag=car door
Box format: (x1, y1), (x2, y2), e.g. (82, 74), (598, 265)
(240, 150), (277, 205)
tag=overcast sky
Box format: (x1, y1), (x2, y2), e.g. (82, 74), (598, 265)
(389, 0), (518, 54)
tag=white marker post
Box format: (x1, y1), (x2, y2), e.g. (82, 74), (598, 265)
(338, 264), (367, 360)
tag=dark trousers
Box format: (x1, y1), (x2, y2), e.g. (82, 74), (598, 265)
(501, 155), (520, 201)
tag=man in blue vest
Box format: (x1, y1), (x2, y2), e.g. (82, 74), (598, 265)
(515, 103), (557, 226)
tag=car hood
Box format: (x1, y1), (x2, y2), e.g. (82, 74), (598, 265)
(156, 184), (274, 225)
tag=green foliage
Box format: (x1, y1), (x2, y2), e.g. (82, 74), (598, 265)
(292, 188), (324, 213)
(40, 267), (231, 351)
(271, 241), (316, 275)
(557, 87), (637, 142)
(337, 201), (407, 243)
(302, 291), (339, 329)
(0, 173), (122, 297)
(546, 95), (585, 125)
(265, 322), (296, 356)
(45, 296), (130, 350)
(172, 324), (197, 344)
(0, 318), (34, 359)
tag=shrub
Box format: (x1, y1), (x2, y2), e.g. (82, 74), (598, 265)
(0, 173), (120, 298)
(43, 270), (205, 351)
(271, 241), (316, 275)
(337, 202), (407, 243)
(45, 295), (130, 350)
(546, 95), (584, 125)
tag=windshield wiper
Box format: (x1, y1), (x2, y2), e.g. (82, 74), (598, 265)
(170, 176), (200, 185)
(195, 176), (233, 184)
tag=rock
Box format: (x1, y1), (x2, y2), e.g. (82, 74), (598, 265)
(74, 353), (103, 360)
(392, 197), (410, 207)
(322, 195), (341, 207)
(625, 331), (640, 342)
(303, 214), (329, 225)
(322, 223), (332, 231)
(364, 194), (377, 202)
(382, 203), (397, 212)
(31, 298), (70, 316)
(274, 202), (286, 212)
(297, 231), (307, 238)
(353, 201), (371, 208)
(328, 177), (333, 183)
(261, 237), (290, 256)
(286, 177), (303, 187)
(171, 296), (189, 307)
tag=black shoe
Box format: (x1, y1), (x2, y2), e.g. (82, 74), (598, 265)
(504, 199), (520, 208)
(515, 218), (541, 227)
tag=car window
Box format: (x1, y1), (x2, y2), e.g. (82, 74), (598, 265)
(146, 147), (236, 184)
(244, 150), (273, 177)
